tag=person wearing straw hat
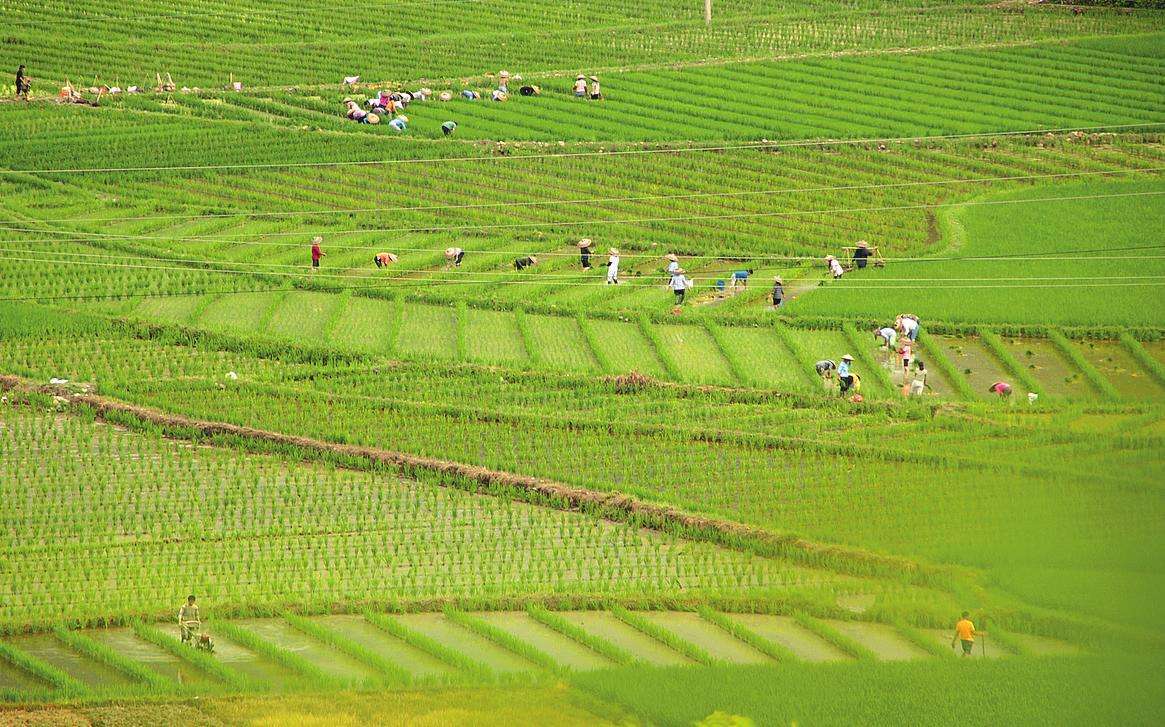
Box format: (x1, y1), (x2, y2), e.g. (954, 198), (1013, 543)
(728, 268), (754, 291)
(665, 253), (680, 277)
(989, 381), (1013, 399)
(606, 248), (620, 284)
(826, 255), (845, 279)
(852, 240), (872, 270)
(573, 74), (587, 97)
(445, 247), (465, 267)
(838, 354), (856, 394)
(514, 255), (538, 271)
(589, 75), (602, 100)
(668, 267), (692, 305)
(896, 313), (920, 341)
(771, 276), (784, 307)
(578, 239), (594, 270)
(374, 252), (398, 269)
(498, 70), (510, 93)
(310, 236), (325, 271)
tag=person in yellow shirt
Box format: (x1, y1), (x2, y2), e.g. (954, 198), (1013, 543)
(952, 611), (976, 656)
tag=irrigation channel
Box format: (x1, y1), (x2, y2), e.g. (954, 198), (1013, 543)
(0, 610), (1081, 697)
(94, 291), (1165, 402)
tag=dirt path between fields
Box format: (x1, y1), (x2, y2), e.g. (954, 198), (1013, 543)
(0, 374), (939, 586)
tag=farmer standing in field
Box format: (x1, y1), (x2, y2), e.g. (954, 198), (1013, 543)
(178, 595), (200, 644)
(852, 240), (871, 270)
(310, 236), (325, 271)
(15, 65), (30, 100)
(579, 239), (594, 270)
(771, 276), (784, 307)
(668, 267), (692, 305)
(606, 248), (620, 284)
(665, 253), (680, 276)
(952, 611), (976, 657)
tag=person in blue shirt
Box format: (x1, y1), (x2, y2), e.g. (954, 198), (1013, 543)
(838, 354), (855, 394)
(728, 268), (754, 291)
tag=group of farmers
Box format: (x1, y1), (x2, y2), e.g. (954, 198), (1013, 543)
(813, 313), (925, 400)
(341, 69), (594, 131)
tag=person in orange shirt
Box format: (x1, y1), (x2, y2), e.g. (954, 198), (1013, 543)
(952, 611), (976, 656)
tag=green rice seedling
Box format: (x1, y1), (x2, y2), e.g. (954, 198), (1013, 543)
(0, 640), (89, 696)
(364, 613), (494, 681)
(1119, 332), (1165, 388)
(576, 314), (614, 373)
(52, 626), (176, 690)
(698, 608), (800, 663)
(455, 301), (470, 362)
(1048, 329), (1120, 402)
(444, 609), (563, 675)
(213, 622), (343, 689)
(978, 329), (1045, 399)
(526, 605), (638, 667)
(610, 605), (718, 666)
(916, 331), (976, 400)
(132, 622), (247, 690)
(285, 615), (411, 687)
(892, 622), (956, 659)
(842, 321), (895, 395)
(987, 627), (1035, 658)
(792, 613), (878, 662)
(637, 315), (682, 380)
(701, 320), (752, 387)
(514, 308), (542, 366)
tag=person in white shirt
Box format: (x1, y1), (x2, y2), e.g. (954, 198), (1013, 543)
(826, 255), (844, 279)
(178, 594), (200, 643)
(574, 74), (587, 97)
(908, 361), (927, 397)
(897, 313), (920, 341)
(665, 253), (679, 276)
(606, 248), (620, 284)
(669, 268), (692, 305)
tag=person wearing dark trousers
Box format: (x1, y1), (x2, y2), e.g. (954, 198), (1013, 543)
(445, 247), (465, 267)
(514, 255), (538, 271)
(668, 268), (691, 305)
(15, 65), (29, 100)
(771, 276), (784, 307)
(578, 238), (593, 269)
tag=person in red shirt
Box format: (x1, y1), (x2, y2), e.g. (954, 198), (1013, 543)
(310, 236), (325, 271)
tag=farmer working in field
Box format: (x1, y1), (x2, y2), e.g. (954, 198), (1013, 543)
(896, 313), (920, 341)
(815, 359), (836, 384)
(989, 381), (1013, 399)
(178, 594), (200, 644)
(665, 253), (680, 276)
(578, 239), (594, 270)
(668, 267), (692, 305)
(15, 65), (30, 100)
(826, 255), (844, 279)
(514, 255), (538, 271)
(874, 325), (897, 351)
(838, 354), (856, 394)
(374, 252), (397, 268)
(606, 248), (620, 284)
(852, 240), (871, 269)
(771, 276), (784, 307)
(445, 247), (465, 267)
(952, 611), (976, 657)
(728, 268), (754, 291)
(310, 236), (325, 271)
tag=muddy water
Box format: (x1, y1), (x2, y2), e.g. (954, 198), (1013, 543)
(0, 657), (48, 692)
(1143, 340), (1165, 368)
(203, 626), (302, 687)
(999, 337), (1097, 400)
(231, 619), (377, 685)
(824, 620), (927, 661)
(1071, 339), (1165, 400)
(559, 611), (691, 667)
(639, 612), (772, 665)
(4, 634), (132, 688)
(474, 612), (612, 671)
(922, 629), (1008, 659)
(1007, 633), (1082, 656)
(929, 335), (1010, 398)
(392, 613), (538, 674)
(729, 614), (850, 663)
(317, 615), (456, 680)
(88, 628), (209, 686)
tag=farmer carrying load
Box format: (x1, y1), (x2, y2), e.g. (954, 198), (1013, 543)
(852, 240), (871, 269)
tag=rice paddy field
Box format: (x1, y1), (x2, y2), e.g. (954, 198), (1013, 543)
(1, 1), (1164, 724)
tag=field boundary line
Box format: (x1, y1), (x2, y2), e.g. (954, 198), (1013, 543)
(0, 373), (952, 588)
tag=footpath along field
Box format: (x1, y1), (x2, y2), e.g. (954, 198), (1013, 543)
(1, 0), (1164, 724)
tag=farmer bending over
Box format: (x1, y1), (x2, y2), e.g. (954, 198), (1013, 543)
(728, 268), (753, 291)
(514, 255), (538, 271)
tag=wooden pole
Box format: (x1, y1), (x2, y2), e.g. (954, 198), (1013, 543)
(704, 0), (712, 24)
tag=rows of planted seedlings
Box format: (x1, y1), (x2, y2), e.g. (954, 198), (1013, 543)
(0, 408), (837, 631)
